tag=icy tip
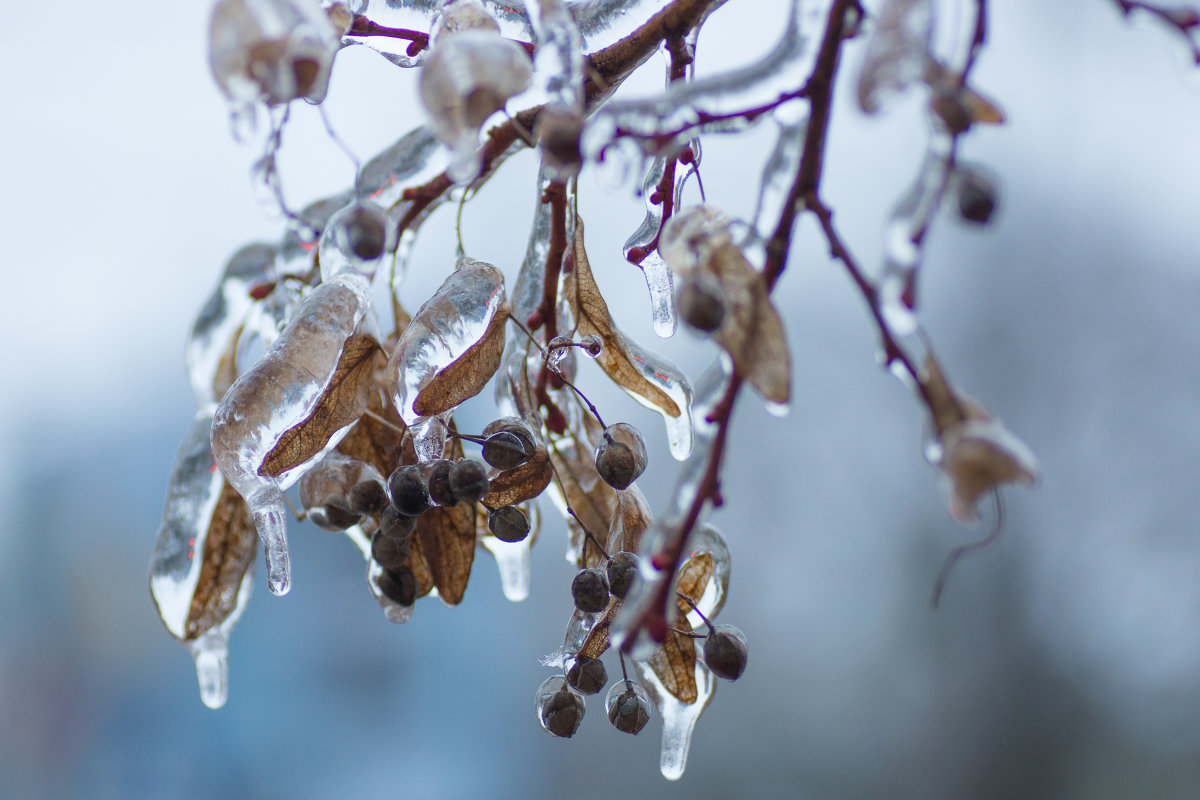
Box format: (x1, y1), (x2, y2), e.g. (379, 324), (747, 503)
(266, 547), (292, 595)
(193, 645), (229, 710)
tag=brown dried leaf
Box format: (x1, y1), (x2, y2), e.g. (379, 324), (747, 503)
(707, 243), (791, 405)
(646, 623), (698, 705)
(548, 420), (618, 568)
(413, 299), (510, 417)
(414, 431), (475, 604)
(184, 480), (257, 640)
(260, 332), (384, 477)
(922, 354), (969, 437)
(481, 445), (552, 508)
(566, 218), (681, 420)
(675, 552), (714, 617)
(580, 603), (618, 660)
(608, 484), (652, 554)
(405, 525), (436, 599)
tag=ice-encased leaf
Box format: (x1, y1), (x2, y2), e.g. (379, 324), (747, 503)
(856, 0), (934, 114)
(566, 218), (694, 459)
(187, 242), (278, 408)
(209, 0), (340, 108)
(211, 275), (382, 595)
(389, 259), (509, 426)
(480, 444), (552, 507)
(149, 412), (256, 709)
(411, 431), (476, 605)
(297, 450), (383, 525)
(661, 205), (791, 406)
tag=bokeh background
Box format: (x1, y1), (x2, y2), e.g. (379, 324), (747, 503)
(3, 0), (1200, 797)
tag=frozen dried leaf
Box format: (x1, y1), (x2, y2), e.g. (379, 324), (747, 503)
(708, 243), (790, 405)
(942, 419), (1039, 523)
(416, 502), (477, 605)
(481, 444), (552, 508)
(646, 622), (698, 705)
(212, 323), (243, 401)
(922, 354), (967, 437)
(413, 299), (510, 417)
(185, 480), (257, 640)
(260, 333), (384, 477)
(337, 400), (408, 479)
(566, 219), (681, 421)
(608, 484), (652, 554)
(405, 526), (436, 599)
(580, 604), (619, 660)
(675, 552), (714, 618)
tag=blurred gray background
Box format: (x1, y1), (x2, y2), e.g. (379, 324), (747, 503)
(3, 0), (1200, 797)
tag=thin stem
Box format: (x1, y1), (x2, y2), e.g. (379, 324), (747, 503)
(930, 490), (1005, 609)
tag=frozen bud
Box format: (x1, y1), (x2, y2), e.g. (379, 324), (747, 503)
(379, 505), (417, 540)
(703, 624), (748, 681)
(448, 459), (490, 504)
(309, 502), (362, 532)
(677, 276), (726, 334)
(388, 465), (432, 517)
(379, 566), (418, 606)
(371, 530), (411, 569)
(535, 676), (586, 738)
(209, 0), (339, 107)
(481, 431), (533, 470)
(571, 568), (609, 614)
(605, 680), (652, 735)
(418, 31), (533, 181)
(566, 655), (607, 695)
(431, 0), (501, 40)
(348, 479), (388, 516)
(606, 551), (638, 600)
(487, 505), (530, 543)
(955, 166), (998, 225)
(594, 423), (647, 491)
(425, 459), (458, 507)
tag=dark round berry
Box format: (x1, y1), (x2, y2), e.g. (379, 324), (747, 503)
(571, 568), (609, 614)
(481, 430), (534, 470)
(678, 277), (726, 334)
(536, 678), (585, 738)
(425, 459), (457, 507)
(310, 502), (362, 532)
(595, 424), (648, 491)
(371, 530), (410, 569)
(448, 459), (490, 504)
(606, 551), (638, 600)
(342, 203), (387, 261)
(487, 506), (530, 543)
(566, 656), (607, 695)
(348, 479), (388, 516)
(606, 681), (651, 735)
(703, 624), (748, 681)
(378, 565), (417, 606)
(379, 505), (417, 540)
(388, 465), (431, 517)
(957, 168), (998, 225)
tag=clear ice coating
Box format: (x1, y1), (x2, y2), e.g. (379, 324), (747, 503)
(479, 503), (537, 602)
(581, 0), (805, 155)
(676, 522), (729, 627)
(211, 271), (378, 596)
(622, 155), (678, 338)
(856, 0), (934, 114)
(526, 0), (584, 114)
(149, 412), (256, 709)
(317, 200), (390, 281)
(209, 0), (341, 118)
(388, 258), (507, 427)
(186, 242), (279, 408)
(418, 2), (533, 182)
(631, 656), (716, 780)
(620, 332), (694, 461)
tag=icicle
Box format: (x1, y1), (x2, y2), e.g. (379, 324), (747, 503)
(211, 269), (380, 595)
(186, 243), (279, 409)
(746, 104), (808, 255)
(631, 657), (716, 780)
(622, 155), (678, 338)
(149, 413), (256, 709)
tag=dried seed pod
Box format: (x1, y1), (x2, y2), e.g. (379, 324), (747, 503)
(703, 623), (749, 681)
(448, 459), (490, 504)
(378, 505), (417, 540)
(348, 479), (388, 516)
(606, 551), (638, 599)
(481, 430), (534, 470)
(565, 655), (607, 695)
(425, 459), (458, 507)
(594, 423), (647, 491)
(677, 276), (726, 334)
(371, 530), (411, 570)
(388, 465), (431, 517)
(487, 505), (530, 543)
(956, 166), (998, 225)
(378, 565), (417, 606)
(308, 501), (362, 532)
(605, 680), (652, 735)
(535, 676), (586, 738)
(571, 568), (609, 614)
